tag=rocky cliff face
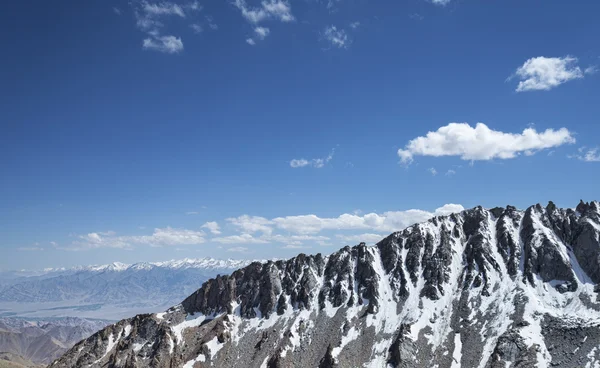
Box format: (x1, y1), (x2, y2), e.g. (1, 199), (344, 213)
(50, 201), (600, 368)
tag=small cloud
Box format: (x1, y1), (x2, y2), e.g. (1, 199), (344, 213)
(201, 221), (222, 235)
(409, 13), (424, 20)
(281, 244), (312, 249)
(571, 147), (600, 162)
(113, 7), (122, 15)
(142, 2), (186, 17)
(246, 38), (256, 45)
(428, 168), (438, 176)
(431, 0), (451, 5)
(323, 25), (350, 49)
(290, 149), (335, 168)
(227, 246), (250, 253)
(143, 35), (184, 53)
(510, 56), (585, 92)
(190, 23), (203, 33)
(186, 211), (199, 215)
(254, 26), (270, 40)
(234, 0), (294, 24)
(585, 65), (598, 75)
(17, 247), (44, 252)
(205, 16), (218, 30)
(50, 241), (58, 246)
(349, 21), (360, 29)
(445, 169), (456, 176)
(188, 1), (202, 11)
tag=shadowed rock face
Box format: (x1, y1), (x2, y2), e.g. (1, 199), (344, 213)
(51, 201), (600, 368)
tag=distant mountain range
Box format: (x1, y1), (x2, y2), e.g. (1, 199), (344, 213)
(51, 200), (600, 368)
(0, 259), (260, 365)
(0, 258), (260, 320)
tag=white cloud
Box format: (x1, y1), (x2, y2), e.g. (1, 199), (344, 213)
(201, 221), (221, 235)
(290, 159), (309, 167)
(205, 16), (218, 30)
(255, 26), (270, 39)
(572, 147), (600, 162)
(349, 21), (360, 29)
(323, 26), (349, 49)
(113, 7), (122, 15)
(213, 234), (268, 244)
(246, 38), (256, 45)
(271, 204), (464, 234)
(585, 66), (598, 75)
(190, 23), (203, 33)
(17, 247), (44, 252)
(428, 167), (437, 176)
(227, 215), (273, 234)
(335, 233), (385, 244)
(511, 56), (584, 92)
(446, 169), (456, 176)
(142, 1), (186, 17)
(397, 123), (575, 164)
(234, 0), (294, 24)
(290, 149), (335, 168)
(188, 1), (202, 11)
(281, 244), (312, 249)
(69, 227), (206, 250)
(143, 35), (184, 53)
(186, 211), (199, 215)
(227, 246), (250, 253)
(431, 0), (451, 5)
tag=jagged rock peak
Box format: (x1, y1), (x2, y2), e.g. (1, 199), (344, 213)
(51, 200), (600, 368)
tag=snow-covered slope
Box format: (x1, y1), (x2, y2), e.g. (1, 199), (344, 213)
(51, 201), (600, 368)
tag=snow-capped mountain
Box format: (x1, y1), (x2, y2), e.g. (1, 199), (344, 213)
(0, 258), (260, 320)
(51, 201), (600, 368)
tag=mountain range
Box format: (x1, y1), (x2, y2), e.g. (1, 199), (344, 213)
(0, 317), (108, 366)
(0, 258), (259, 321)
(50, 200), (600, 367)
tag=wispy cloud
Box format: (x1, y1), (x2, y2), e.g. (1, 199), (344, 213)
(446, 169), (456, 176)
(570, 147), (600, 162)
(190, 23), (203, 33)
(290, 149), (335, 168)
(323, 26), (350, 49)
(17, 247), (44, 252)
(349, 21), (360, 29)
(428, 167), (438, 176)
(255, 26), (270, 39)
(246, 38), (256, 45)
(113, 7), (122, 15)
(131, 1), (210, 53)
(142, 1), (186, 17)
(186, 211), (199, 215)
(234, 0), (294, 24)
(65, 227), (206, 250)
(510, 56), (586, 92)
(201, 221), (222, 235)
(227, 246), (250, 253)
(143, 35), (184, 53)
(397, 123), (575, 164)
(431, 0), (451, 5)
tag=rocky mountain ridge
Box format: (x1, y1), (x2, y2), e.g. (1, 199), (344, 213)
(51, 201), (600, 368)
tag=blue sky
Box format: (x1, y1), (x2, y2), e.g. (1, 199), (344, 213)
(1, 0), (599, 270)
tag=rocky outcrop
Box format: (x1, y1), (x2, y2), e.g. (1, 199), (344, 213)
(51, 201), (600, 368)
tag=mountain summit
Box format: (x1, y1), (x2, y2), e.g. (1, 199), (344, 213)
(51, 201), (600, 368)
